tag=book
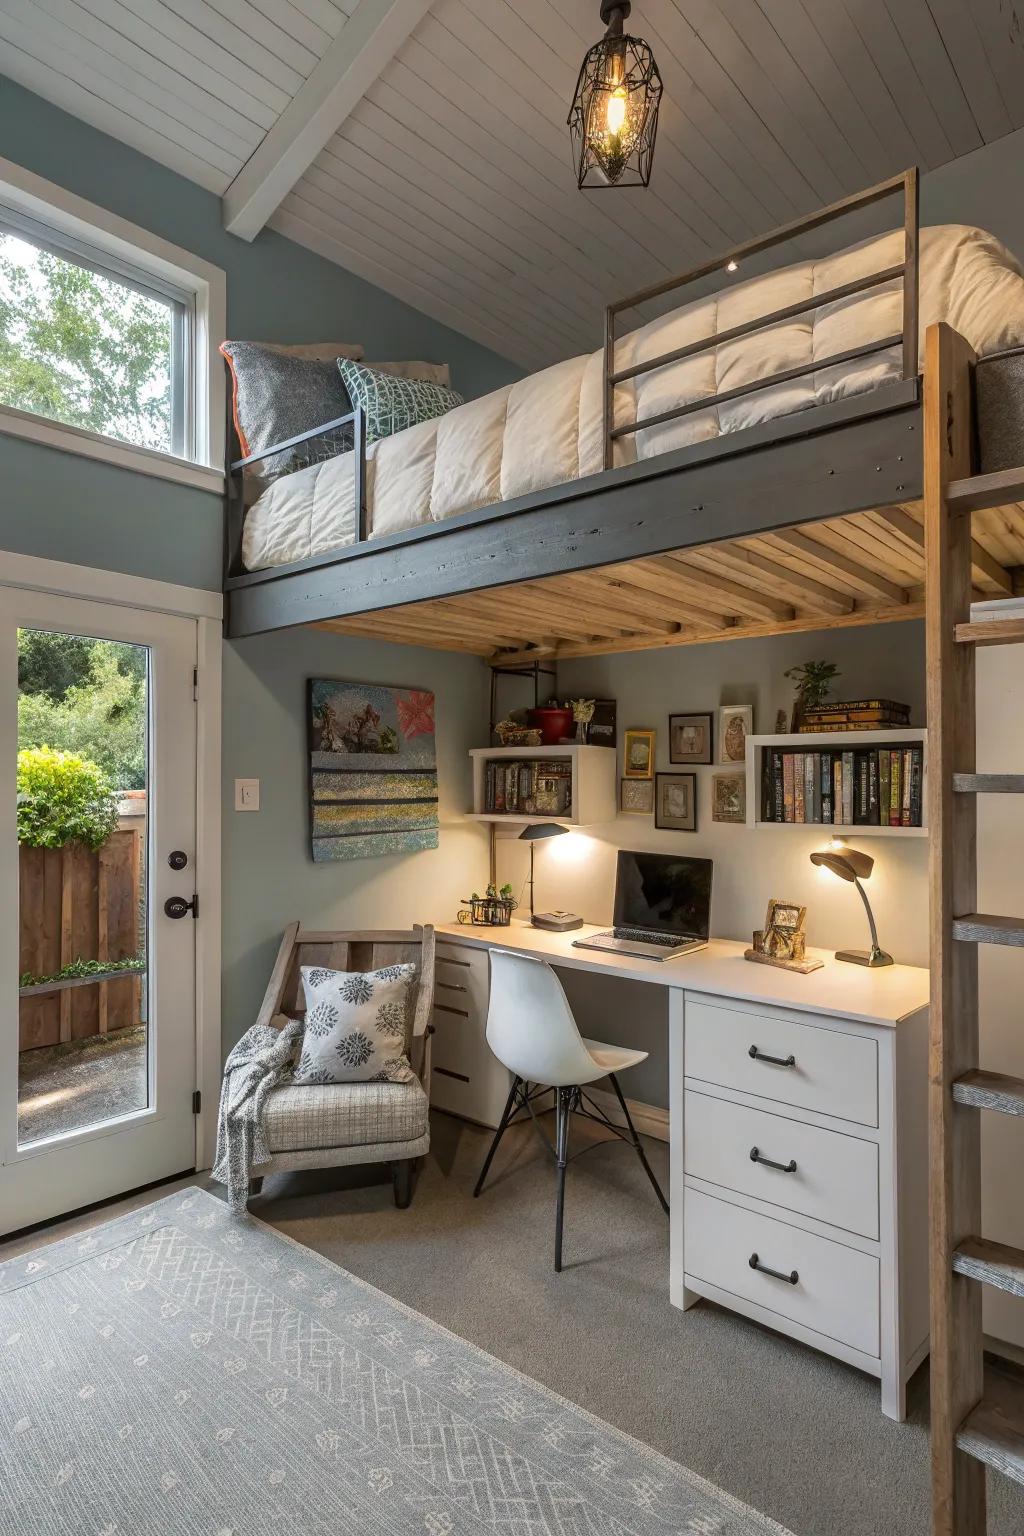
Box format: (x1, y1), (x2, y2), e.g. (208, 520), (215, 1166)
(802, 699), (911, 717)
(902, 748), (913, 827)
(821, 751), (833, 824)
(889, 750), (901, 827)
(797, 720), (909, 733)
(909, 747), (923, 826)
(868, 752), (879, 824)
(783, 754), (795, 822)
(879, 749), (891, 821)
(841, 751), (854, 825)
(805, 754), (816, 823)
(834, 756), (843, 824)
(794, 758), (806, 823)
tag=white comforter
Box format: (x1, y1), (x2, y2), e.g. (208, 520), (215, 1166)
(242, 225), (1024, 573)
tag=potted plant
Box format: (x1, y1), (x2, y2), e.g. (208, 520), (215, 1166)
(784, 661), (840, 732)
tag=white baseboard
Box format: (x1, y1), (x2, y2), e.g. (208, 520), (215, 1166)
(587, 1085), (669, 1143)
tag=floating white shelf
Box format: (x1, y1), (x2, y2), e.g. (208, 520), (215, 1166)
(744, 728), (928, 837)
(469, 743), (617, 827)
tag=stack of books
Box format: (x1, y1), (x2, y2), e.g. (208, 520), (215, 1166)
(797, 698), (911, 733)
(761, 744), (924, 827)
(483, 758), (572, 816)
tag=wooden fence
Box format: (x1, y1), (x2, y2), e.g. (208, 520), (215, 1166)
(18, 826), (144, 1052)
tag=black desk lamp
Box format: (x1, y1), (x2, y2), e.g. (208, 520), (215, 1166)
(519, 822), (569, 921)
(809, 844), (893, 967)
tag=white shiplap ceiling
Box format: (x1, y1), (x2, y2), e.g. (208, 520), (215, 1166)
(3, 0), (1024, 369)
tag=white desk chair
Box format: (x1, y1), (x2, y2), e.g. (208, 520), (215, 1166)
(473, 948), (668, 1271)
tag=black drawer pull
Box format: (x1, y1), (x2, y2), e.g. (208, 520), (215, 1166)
(749, 1252), (799, 1285)
(750, 1145), (797, 1174)
(748, 1045), (796, 1068)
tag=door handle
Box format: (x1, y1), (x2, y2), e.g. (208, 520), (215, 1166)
(748, 1045), (796, 1068)
(750, 1146), (797, 1174)
(164, 894), (198, 920)
(749, 1253), (799, 1285)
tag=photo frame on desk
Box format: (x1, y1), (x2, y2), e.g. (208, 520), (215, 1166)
(655, 772), (697, 832)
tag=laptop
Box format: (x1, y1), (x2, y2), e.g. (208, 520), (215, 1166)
(572, 850), (713, 961)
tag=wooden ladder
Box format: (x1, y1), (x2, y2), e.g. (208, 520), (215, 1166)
(926, 321), (1024, 1534)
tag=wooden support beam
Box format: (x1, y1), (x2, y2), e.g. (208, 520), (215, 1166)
(543, 574), (682, 634)
(769, 527), (909, 604)
(657, 553), (796, 620)
(691, 542), (853, 616)
(601, 562), (735, 629)
(924, 321), (987, 1536)
(878, 505), (1013, 595)
(223, 0), (433, 240)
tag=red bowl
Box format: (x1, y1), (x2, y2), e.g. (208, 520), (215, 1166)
(528, 706), (574, 745)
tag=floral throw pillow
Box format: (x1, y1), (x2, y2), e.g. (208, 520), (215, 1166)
(293, 963), (418, 1085)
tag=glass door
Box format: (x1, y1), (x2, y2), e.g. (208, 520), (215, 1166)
(0, 589), (198, 1234)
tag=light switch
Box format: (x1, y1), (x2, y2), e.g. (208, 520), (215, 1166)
(235, 778), (260, 811)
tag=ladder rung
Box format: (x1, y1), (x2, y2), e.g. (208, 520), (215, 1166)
(955, 618), (1024, 646)
(954, 1237), (1024, 1299)
(956, 1362), (1024, 1489)
(954, 1070), (1024, 1116)
(953, 773), (1024, 794)
(953, 913), (1024, 947)
(948, 466), (1024, 513)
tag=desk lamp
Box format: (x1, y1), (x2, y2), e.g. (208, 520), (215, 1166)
(518, 823), (581, 930)
(809, 844), (893, 967)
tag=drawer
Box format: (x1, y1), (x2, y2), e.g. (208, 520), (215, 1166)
(685, 997), (878, 1127)
(684, 1090), (879, 1240)
(431, 942), (510, 1128)
(685, 1187), (880, 1359)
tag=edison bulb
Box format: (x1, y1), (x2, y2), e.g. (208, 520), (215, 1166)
(606, 85), (627, 136)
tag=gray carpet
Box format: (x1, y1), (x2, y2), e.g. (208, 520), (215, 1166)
(248, 1109), (1024, 1536)
(0, 1187), (791, 1536)
(18, 1028), (147, 1144)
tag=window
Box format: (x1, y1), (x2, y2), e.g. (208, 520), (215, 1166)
(0, 157), (224, 488)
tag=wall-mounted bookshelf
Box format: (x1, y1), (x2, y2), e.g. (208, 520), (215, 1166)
(468, 744), (617, 826)
(744, 729), (928, 838)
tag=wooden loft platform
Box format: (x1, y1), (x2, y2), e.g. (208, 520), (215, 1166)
(314, 496), (1024, 664)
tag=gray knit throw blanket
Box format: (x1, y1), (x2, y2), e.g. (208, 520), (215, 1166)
(212, 1020), (304, 1210)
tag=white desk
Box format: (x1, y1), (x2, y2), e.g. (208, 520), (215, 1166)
(431, 919), (930, 1421)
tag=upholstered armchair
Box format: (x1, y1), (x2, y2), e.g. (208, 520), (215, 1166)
(248, 923), (435, 1208)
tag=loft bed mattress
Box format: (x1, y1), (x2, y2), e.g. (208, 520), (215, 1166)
(241, 225), (1024, 574)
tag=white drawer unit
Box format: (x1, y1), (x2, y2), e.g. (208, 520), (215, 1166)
(684, 1187), (881, 1360)
(430, 941), (511, 1128)
(678, 989), (929, 1422)
(685, 996), (879, 1127)
(684, 1089), (880, 1241)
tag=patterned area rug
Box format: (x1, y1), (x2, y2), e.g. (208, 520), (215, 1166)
(0, 1188), (793, 1536)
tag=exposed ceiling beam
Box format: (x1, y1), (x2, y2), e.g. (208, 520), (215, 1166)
(223, 0), (434, 241)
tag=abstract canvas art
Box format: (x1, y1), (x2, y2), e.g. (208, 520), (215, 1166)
(308, 680), (439, 862)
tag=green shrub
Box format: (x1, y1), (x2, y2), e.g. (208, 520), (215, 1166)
(16, 745), (119, 851)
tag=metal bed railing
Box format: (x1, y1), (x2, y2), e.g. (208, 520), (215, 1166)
(602, 167), (920, 471)
(225, 405), (366, 578)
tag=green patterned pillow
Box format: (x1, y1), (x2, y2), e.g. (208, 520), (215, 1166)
(337, 357), (463, 444)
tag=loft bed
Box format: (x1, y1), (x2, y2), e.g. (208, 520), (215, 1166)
(223, 171), (1024, 653)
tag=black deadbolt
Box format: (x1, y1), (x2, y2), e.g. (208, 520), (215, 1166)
(164, 895), (197, 920)
(168, 850), (188, 870)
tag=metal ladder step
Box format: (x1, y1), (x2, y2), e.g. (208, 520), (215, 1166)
(954, 1237), (1024, 1299)
(953, 774), (1024, 794)
(956, 1361), (1024, 1489)
(953, 1070), (1024, 1116)
(952, 913), (1024, 947)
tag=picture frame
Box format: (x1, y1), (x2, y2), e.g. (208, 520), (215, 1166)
(669, 712), (713, 765)
(623, 728), (655, 778)
(712, 771), (746, 823)
(718, 704), (753, 765)
(620, 777), (655, 815)
(587, 698), (618, 748)
(765, 899), (806, 936)
(655, 772), (697, 832)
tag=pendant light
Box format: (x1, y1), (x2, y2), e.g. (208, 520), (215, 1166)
(568, 1), (663, 190)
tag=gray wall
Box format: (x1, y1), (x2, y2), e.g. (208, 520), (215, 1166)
(0, 78), (511, 1049)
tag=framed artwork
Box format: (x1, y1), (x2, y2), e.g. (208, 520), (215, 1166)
(719, 704), (753, 764)
(623, 728), (655, 778)
(620, 777), (655, 814)
(655, 772), (697, 832)
(669, 712), (713, 764)
(712, 771), (746, 823)
(308, 679), (438, 862)
(587, 698), (618, 748)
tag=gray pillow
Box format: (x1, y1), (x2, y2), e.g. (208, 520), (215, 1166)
(294, 962), (418, 1085)
(337, 358), (464, 444)
(222, 340), (355, 482)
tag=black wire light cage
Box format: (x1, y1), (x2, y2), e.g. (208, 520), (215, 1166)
(568, 1), (663, 190)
